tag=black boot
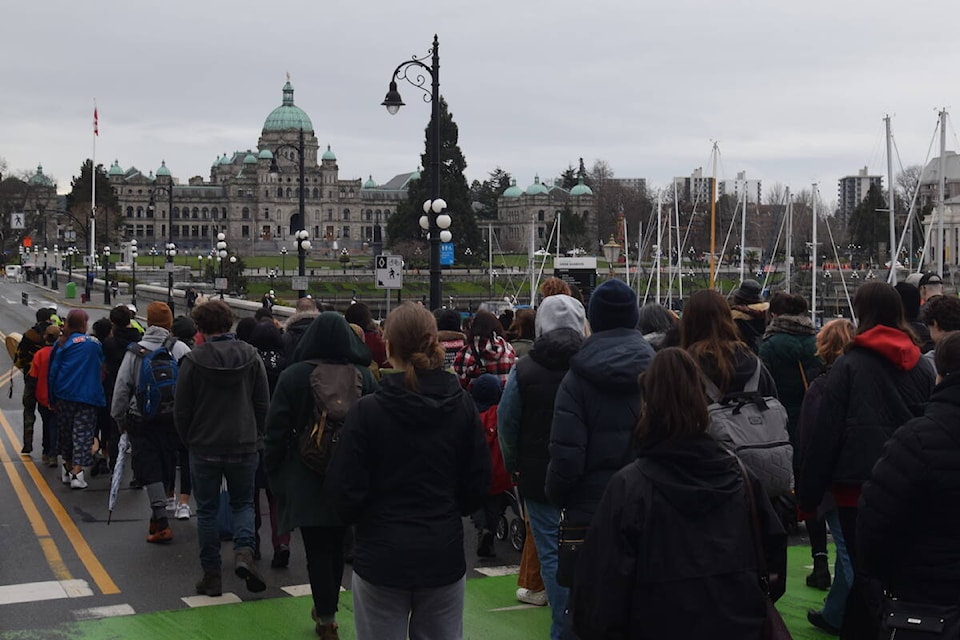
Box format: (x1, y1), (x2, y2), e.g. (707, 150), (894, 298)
(806, 552), (831, 590)
(195, 570), (222, 596)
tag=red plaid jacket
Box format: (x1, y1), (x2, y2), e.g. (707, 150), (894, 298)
(453, 335), (516, 390)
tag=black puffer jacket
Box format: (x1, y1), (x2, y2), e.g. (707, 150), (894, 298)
(859, 373), (960, 604)
(572, 435), (786, 639)
(546, 328), (654, 523)
(327, 370), (491, 589)
(798, 326), (935, 512)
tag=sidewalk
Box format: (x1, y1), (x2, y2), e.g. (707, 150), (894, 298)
(3, 546), (836, 639)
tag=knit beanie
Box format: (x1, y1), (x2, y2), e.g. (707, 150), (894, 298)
(146, 301), (173, 330)
(588, 280), (639, 332)
(171, 315), (197, 343)
(535, 294), (586, 337)
(470, 373), (502, 412)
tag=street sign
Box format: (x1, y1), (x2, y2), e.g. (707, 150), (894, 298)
(10, 213), (25, 229)
(215, 277), (228, 291)
(440, 242), (454, 266)
(554, 256), (597, 303)
(291, 276), (308, 291)
(375, 254), (403, 290)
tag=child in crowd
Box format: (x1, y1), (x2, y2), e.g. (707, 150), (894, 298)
(470, 373), (513, 557)
(28, 325), (62, 467)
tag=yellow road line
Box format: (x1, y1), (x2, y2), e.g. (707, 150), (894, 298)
(0, 461), (70, 580)
(0, 401), (120, 595)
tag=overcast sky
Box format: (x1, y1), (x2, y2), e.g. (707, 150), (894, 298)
(3, 0), (960, 207)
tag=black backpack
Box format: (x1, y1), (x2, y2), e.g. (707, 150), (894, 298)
(127, 336), (179, 420)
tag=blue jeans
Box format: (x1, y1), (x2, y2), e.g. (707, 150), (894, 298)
(190, 453), (258, 572)
(822, 508), (853, 629)
(526, 499), (570, 640)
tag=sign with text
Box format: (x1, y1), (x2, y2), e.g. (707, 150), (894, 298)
(440, 243), (455, 266)
(291, 276), (309, 291)
(554, 256), (597, 303)
(375, 254), (403, 290)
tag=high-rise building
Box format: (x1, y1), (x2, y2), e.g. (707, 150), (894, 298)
(673, 168), (715, 206)
(719, 171), (762, 204)
(837, 166), (882, 228)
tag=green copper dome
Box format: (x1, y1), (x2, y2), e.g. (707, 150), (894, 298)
(257, 149), (274, 160)
(569, 176), (593, 196)
(219, 153), (233, 166)
(262, 81), (314, 133)
(28, 164), (54, 187)
(409, 167), (421, 181)
(108, 160), (124, 176)
(362, 175), (377, 189)
(321, 145), (336, 161)
(156, 160), (171, 177)
(503, 179), (522, 198)
(525, 175), (548, 196)
(243, 153), (258, 165)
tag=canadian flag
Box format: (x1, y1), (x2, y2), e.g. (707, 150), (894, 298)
(93, 107), (99, 136)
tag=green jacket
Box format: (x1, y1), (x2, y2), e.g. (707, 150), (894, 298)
(759, 314), (820, 437)
(264, 312), (378, 533)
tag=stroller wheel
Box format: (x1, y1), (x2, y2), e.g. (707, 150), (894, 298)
(495, 515), (508, 540)
(509, 518), (525, 552)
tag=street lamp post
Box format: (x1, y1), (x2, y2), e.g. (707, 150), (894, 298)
(295, 229), (312, 298)
(51, 246), (58, 291)
(149, 247), (158, 269)
(130, 239), (138, 308)
(42, 247), (48, 286)
(103, 246), (112, 304)
(280, 246), (287, 276)
(217, 232), (228, 300)
(602, 236), (622, 279)
(166, 242), (177, 311)
(382, 34), (444, 310)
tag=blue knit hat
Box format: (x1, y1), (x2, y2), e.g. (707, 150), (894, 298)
(471, 373), (502, 412)
(588, 279), (639, 332)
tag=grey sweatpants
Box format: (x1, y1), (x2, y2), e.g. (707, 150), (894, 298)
(351, 573), (465, 640)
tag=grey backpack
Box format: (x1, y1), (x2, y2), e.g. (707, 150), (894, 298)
(704, 360), (794, 497)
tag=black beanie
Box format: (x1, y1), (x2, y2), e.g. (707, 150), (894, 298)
(588, 279), (639, 332)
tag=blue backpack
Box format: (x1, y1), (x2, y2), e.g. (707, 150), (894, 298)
(127, 336), (179, 420)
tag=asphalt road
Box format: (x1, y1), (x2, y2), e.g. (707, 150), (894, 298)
(0, 278), (521, 634)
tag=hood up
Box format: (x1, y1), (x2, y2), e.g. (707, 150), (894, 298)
(853, 325), (920, 371)
(570, 328), (653, 391)
(376, 369), (469, 429)
(529, 327), (583, 370)
(291, 311), (371, 365)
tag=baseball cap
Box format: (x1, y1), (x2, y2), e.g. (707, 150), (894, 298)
(919, 272), (944, 287)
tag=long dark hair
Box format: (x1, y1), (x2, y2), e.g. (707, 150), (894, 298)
(681, 289), (744, 390)
(852, 281), (918, 346)
(636, 348), (709, 446)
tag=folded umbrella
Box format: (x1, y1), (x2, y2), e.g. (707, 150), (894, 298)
(107, 432), (131, 524)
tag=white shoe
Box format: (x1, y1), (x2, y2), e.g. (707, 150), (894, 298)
(60, 460), (70, 485)
(175, 503), (191, 520)
(516, 587), (548, 606)
(166, 497), (177, 512)
(70, 470), (88, 490)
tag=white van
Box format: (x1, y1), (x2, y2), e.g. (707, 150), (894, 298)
(5, 265), (22, 281)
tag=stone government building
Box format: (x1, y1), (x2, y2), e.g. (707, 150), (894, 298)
(108, 80), (415, 259)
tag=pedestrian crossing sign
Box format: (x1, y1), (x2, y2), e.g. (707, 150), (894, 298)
(10, 213), (25, 229)
(375, 254), (403, 290)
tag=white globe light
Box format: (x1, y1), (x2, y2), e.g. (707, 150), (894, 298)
(440, 230), (452, 243)
(431, 198), (447, 213)
(419, 215), (430, 230)
(130, 239), (137, 247)
(422, 200), (432, 214)
(302, 240), (312, 250)
(436, 214), (452, 229)
(216, 241), (226, 251)
(219, 250), (227, 259)
(229, 256), (237, 263)
(217, 232), (226, 241)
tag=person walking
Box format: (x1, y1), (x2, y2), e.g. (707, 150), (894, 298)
(49, 310), (105, 489)
(799, 281), (935, 640)
(14, 307), (57, 454)
(453, 310), (516, 389)
(102, 305), (146, 472)
(571, 348), (787, 638)
(112, 302), (191, 543)
(468, 373), (512, 559)
(27, 325), (62, 467)
(265, 312), (378, 638)
(729, 279), (769, 353)
(859, 331), (960, 639)
(174, 300), (270, 597)
(327, 302), (491, 640)
(499, 293), (587, 640)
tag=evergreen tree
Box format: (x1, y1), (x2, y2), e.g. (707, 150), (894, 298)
(386, 97), (481, 265)
(470, 167), (512, 221)
(846, 183), (888, 264)
(66, 159), (120, 247)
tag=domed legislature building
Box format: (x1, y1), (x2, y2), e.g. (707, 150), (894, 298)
(108, 80), (416, 258)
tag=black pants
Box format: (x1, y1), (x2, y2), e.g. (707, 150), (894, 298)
(130, 421), (180, 485)
(838, 506), (882, 640)
(300, 526), (346, 617)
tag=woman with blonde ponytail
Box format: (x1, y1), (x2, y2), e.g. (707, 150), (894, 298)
(327, 303), (492, 640)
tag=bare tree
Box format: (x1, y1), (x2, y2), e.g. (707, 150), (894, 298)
(765, 182), (787, 206)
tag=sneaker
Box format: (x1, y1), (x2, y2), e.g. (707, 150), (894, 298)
(516, 588), (548, 606)
(234, 548), (266, 593)
(807, 610), (840, 635)
(175, 503), (191, 520)
(195, 570), (222, 597)
(315, 622), (340, 640)
(165, 497), (177, 512)
(60, 463), (71, 485)
(146, 526), (173, 543)
(271, 544), (290, 569)
(70, 471), (88, 490)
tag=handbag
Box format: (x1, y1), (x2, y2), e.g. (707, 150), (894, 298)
(734, 455), (793, 640)
(556, 509), (588, 588)
(881, 597), (960, 639)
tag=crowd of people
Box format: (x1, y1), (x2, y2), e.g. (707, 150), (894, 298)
(13, 270), (960, 639)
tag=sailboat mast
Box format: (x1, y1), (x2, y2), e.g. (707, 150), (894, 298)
(675, 183), (683, 302)
(488, 224), (493, 299)
(885, 115), (897, 284)
(785, 187), (792, 294)
(740, 188), (747, 283)
(812, 183), (818, 325)
(623, 216), (630, 289)
(529, 214), (536, 307)
(656, 196), (662, 305)
(938, 109), (947, 277)
(709, 143), (719, 288)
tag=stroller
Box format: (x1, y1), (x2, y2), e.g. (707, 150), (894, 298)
(494, 485), (525, 552)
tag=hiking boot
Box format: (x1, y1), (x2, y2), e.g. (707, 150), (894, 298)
(477, 529), (496, 558)
(315, 622), (340, 639)
(806, 554), (831, 590)
(271, 544), (290, 569)
(807, 609), (840, 635)
(234, 548), (266, 593)
(146, 519), (173, 543)
(516, 587), (548, 606)
(70, 470), (88, 490)
(195, 570), (222, 597)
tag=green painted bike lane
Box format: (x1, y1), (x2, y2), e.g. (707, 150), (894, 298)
(2, 546), (837, 639)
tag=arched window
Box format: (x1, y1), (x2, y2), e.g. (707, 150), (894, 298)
(201, 207), (209, 219)
(286, 188), (292, 199)
(343, 209), (350, 221)
(126, 206), (134, 218)
(172, 207), (180, 219)
(192, 207), (199, 219)
(211, 207), (219, 219)
(135, 206), (143, 219)
(312, 187), (319, 199)
(264, 189), (269, 199)
(277, 187), (283, 198)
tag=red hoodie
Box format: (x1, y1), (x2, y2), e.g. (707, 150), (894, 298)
(852, 325), (920, 371)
